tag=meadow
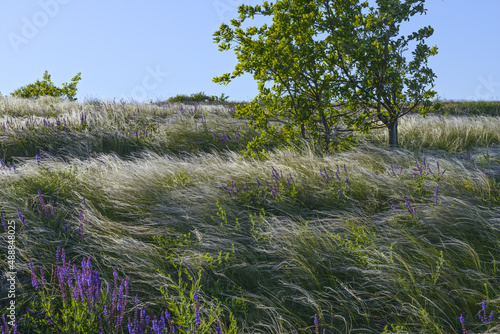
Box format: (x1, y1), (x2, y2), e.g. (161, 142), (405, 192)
(0, 96), (499, 333)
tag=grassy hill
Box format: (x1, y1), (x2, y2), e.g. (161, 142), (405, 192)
(0, 96), (499, 333)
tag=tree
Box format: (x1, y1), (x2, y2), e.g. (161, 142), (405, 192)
(11, 71), (82, 101)
(213, 0), (439, 150)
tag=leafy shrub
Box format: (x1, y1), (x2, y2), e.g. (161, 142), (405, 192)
(167, 92), (229, 103)
(435, 100), (500, 116)
(11, 71), (81, 101)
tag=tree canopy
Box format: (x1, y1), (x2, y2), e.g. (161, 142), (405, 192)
(213, 0), (439, 152)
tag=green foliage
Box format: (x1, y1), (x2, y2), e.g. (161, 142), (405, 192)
(160, 170), (192, 189)
(158, 268), (238, 334)
(382, 324), (408, 333)
(11, 71), (82, 101)
(167, 91), (229, 103)
(329, 220), (377, 266)
(154, 232), (194, 261)
(213, 0), (439, 151)
(437, 100), (500, 116)
(23, 287), (102, 333)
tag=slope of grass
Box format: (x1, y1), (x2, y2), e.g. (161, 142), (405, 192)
(0, 97), (499, 333)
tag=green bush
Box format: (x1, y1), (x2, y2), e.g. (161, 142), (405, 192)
(11, 70), (82, 101)
(167, 91), (229, 103)
(435, 100), (500, 116)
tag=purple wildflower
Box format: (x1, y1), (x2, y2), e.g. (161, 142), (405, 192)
(460, 314), (471, 334)
(392, 203), (397, 212)
(478, 300), (494, 324)
(61, 248), (66, 268)
(216, 321), (222, 334)
(28, 258), (39, 289)
(56, 247), (61, 263)
(17, 207), (26, 227)
(434, 186), (439, 203)
(142, 309), (147, 329)
(128, 320), (133, 334)
(2, 315), (10, 334)
(38, 190), (49, 218)
(1, 212), (6, 233)
(314, 314), (319, 334)
(404, 196), (416, 216)
(194, 291), (201, 329)
(40, 266), (46, 288)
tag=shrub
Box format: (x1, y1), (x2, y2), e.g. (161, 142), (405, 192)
(167, 92), (229, 103)
(11, 71), (81, 101)
(0, 248), (237, 333)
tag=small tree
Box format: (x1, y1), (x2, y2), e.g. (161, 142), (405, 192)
(213, 0), (439, 150)
(11, 71), (82, 101)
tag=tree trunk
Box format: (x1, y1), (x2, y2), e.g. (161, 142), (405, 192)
(388, 119), (398, 148)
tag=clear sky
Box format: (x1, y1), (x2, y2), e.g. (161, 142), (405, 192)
(1, 0), (499, 102)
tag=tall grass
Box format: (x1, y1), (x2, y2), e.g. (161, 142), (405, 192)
(437, 100), (500, 116)
(0, 97), (499, 333)
(364, 114), (500, 152)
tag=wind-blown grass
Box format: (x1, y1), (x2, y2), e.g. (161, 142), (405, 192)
(0, 97), (499, 333)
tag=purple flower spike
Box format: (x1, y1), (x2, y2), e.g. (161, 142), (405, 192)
(314, 314), (319, 334)
(40, 266), (46, 287)
(56, 247), (61, 263)
(216, 321), (222, 334)
(404, 196), (416, 216)
(392, 203), (397, 212)
(1, 212), (6, 234)
(434, 186), (439, 203)
(194, 291), (201, 329)
(460, 314), (471, 334)
(17, 207), (26, 227)
(28, 258), (39, 289)
(478, 300), (494, 324)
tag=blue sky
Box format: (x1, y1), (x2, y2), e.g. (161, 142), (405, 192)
(1, 0), (499, 102)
